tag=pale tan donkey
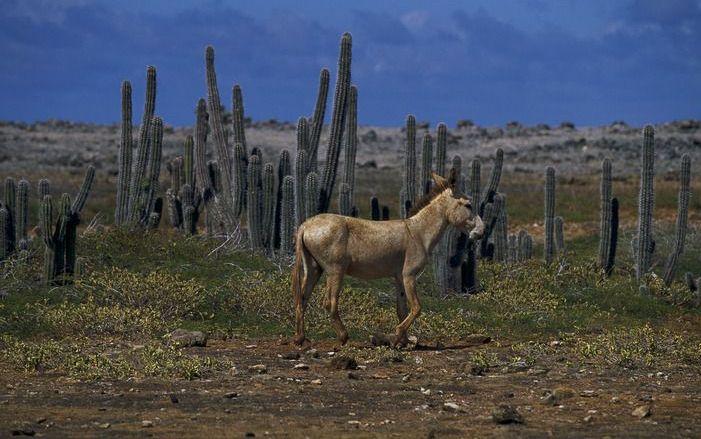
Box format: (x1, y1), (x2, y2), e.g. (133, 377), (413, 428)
(292, 170), (485, 348)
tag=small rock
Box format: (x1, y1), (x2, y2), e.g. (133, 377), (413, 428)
(443, 402), (462, 412)
(245, 433), (255, 438)
(310, 379), (322, 385)
(35, 417), (46, 424)
(580, 390), (598, 397)
(293, 363), (310, 370)
(527, 368), (548, 376)
(632, 405), (651, 418)
(552, 387), (575, 400)
(98, 423), (111, 429)
(245, 344), (257, 349)
(370, 333), (392, 347)
(248, 364), (267, 374)
(141, 420), (153, 428)
(401, 374), (411, 382)
(329, 356), (357, 370)
(492, 405), (523, 424)
(507, 361), (529, 372)
(541, 393), (557, 406)
(583, 415), (593, 423)
(282, 352), (300, 360)
(223, 392), (238, 399)
(10, 427), (35, 436)
(169, 329), (207, 347)
(306, 349), (320, 359)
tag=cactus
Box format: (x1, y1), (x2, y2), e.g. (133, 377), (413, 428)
(3, 178), (16, 254)
(479, 193), (503, 260)
(598, 158), (613, 269)
(170, 157), (183, 196)
(605, 198), (619, 276)
(38, 179), (50, 200)
(493, 194), (508, 262)
(371, 196), (380, 220)
(662, 154), (691, 285)
(508, 233), (517, 263)
(308, 68), (330, 172)
(342, 85), (358, 203)
(183, 135), (195, 188)
(232, 143), (247, 219)
(636, 125), (655, 282)
(0, 208), (8, 260)
(554, 216), (565, 258)
(403, 114), (417, 206)
(304, 172), (320, 220)
(382, 206), (390, 221)
(274, 149), (292, 249)
(116, 80), (132, 225)
(481, 148), (503, 212)
(16, 179), (29, 249)
(280, 176), (295, 255)
(127, 66), (156, 223)
(73, 166), (95, 218)
(462, 242), (478, 294)
(138, 117), (163, 226)
(297, 117), (310, 170)
(420, 133), (433, 195)
(319, 33), (352, 213)
(295, 149), (308, 227)
(40, 194), (56, 283)
(247, 155), (263, 250)
(232, 84), (248, 157)
(686, 273), (699, 292)
(544, 166), (556, 264)
(436, 123), (447, 177)
(262, 163), (276, 252)
(338, 183), (352, 216)
(470, 160), (481, 217)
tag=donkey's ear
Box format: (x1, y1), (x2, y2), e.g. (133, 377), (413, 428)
(447, 167), (458, 188)
(432, 172), (448, 187)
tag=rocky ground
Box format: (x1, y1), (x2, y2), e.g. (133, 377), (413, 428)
(1, 119), (699, 177)
(2, 337), (700, 438)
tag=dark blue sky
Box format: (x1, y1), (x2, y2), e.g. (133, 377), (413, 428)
(1, 0), (699, 127)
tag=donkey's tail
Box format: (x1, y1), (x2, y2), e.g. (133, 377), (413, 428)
(292, 224), (307, 311)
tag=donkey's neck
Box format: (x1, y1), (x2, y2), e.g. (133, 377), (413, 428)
(406, 192), (450, 254)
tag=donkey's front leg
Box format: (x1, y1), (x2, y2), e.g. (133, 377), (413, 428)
(394, 274), (409, 322)
(393, 274), (421, 347)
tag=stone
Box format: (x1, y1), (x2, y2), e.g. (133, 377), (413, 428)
(583, 415), (593, 423)
(443, 402), (463, 412)
(293, 363), (310, 370)
(282, 352), (300, 360)
(141, 420), (153, 428)
(169, 329), (207, 347)
(223, 392), (238, 399)
(248, 364), (267, 374)
(552, 387), (575, 400)
(492, 405), (523, 424)
(632, 405), (651, 418)
(329, 356), (357, 370)
(310, 379), (322, 385)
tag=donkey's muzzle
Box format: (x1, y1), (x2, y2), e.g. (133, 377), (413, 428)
(468, 214), (485, 241)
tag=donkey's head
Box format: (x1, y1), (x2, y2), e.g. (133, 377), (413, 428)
(433, 169), (485, 240)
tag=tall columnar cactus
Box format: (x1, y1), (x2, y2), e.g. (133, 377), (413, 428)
(261, 163), (276, 252)
(462, 242), (478, 294)
(304, 172), (320, 220)
(137, 116), (163, 227)
(493, 194), (508, 262)
(274, 149), (292, 249)
(127, 66), (156, 223)
(436, 123), (447, 177)
(598, 158), (613, 269)
(342, 85), (358, 204)
(295, 149), (308, 227)
(280, 176), (295, 255)
(636, 125), (655, 282)
(247, 155), (263, 250)
(38, 179), (50, 200)
(338, 183), (352, 216)
(0, 207), (8, 260)
(319, 32), (352, 213)
(479, 193), (503, 259)
(554, 216), (565, 258)
(508, 233), (517, 263)
(2, 177), (16, 255)
(232, 143), (247, 219)
(16, 179), (29, 250)
(183, 135), (194, 188)
(662, 154), (691, 285)
(308, 68), (330, 173)
(371, 196), (380, 221)
(232, 84), (248, 158)
(481, 148), (503, 211)
(39, 194), (56, 283)
(544, 166), (556, 265)
(470, 160), (481, 216)
(116, 80), (132, 225)
(420, 133), (433, 195)
(297, 117), (310, 170)
(605, 198), (619, 276)
(382, 206), (390, 220)
(403, 114), (417, 206)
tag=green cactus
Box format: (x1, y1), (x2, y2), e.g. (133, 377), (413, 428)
(371, 196), (380, 221)
(40, 194), (56, 284)
(308, 68), (330, 173)
(304, 172), (320, 220)
(38, 179), (50, 200)
(508, 233), (517, 263)
(170, 157), (183, 196)
(462, 242), (478, 294)
(262, 163), (276, 252)
(319, 33), (352, 213)
(338, 183), (352, 216)
(274, 149), (292, 249)
(297, 116), (310, 161)
(404, 114), (417, 205)
(342, 85), (358, 203)
(382, 206), (389, 220)
(436, 123), (447, 177)
(165, 188), (181, 230)
(662, 154), (691, 285)
(605, 198), (619, 276)
(295, 148), (308, 227)
(247, 155), (263, 250)
(232, 84), (248, 157)
(544, 166), (556, 265)
(494, 194), (508, 262)
(3, 177), (16, 254)
(481, 148), (503, 211)
(636, 125), (655, 283)
(139, 117), (163, 226)
(420, 133), (433, 195)
(127, 66), (156, 223)
(183, 135), (194, 188)
(72, 165), (95, 217)
(470, 160), (481, 217)
(16, 179), (29, 250)
(280, 175), (295, 255)
(598, 158), (613, 270)
(232, 143), (247, 219)
(399, 187), (410, 219)
(0, 207), (8, 260)
(116, 80), (132, 225)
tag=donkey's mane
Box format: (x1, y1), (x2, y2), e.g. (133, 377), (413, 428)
(408, 171), (456, 218)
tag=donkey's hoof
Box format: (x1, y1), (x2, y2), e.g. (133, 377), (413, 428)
(392, 334), (409, 349)
(294, 336), (311, 349)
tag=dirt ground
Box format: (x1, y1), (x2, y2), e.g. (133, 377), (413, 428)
(2, 337), (700, 438)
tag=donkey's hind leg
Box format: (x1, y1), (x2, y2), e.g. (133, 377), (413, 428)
(325, 271), (349, 346)
(394, 274), (409, 322)
(295, 264), (322, 347)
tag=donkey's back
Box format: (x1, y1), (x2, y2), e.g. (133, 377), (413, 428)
(299, 213), (407, 279)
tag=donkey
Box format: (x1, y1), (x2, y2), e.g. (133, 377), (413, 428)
(292, 169), (484, 348)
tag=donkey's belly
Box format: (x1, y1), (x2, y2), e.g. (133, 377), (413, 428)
(345, 251), (404, 280)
